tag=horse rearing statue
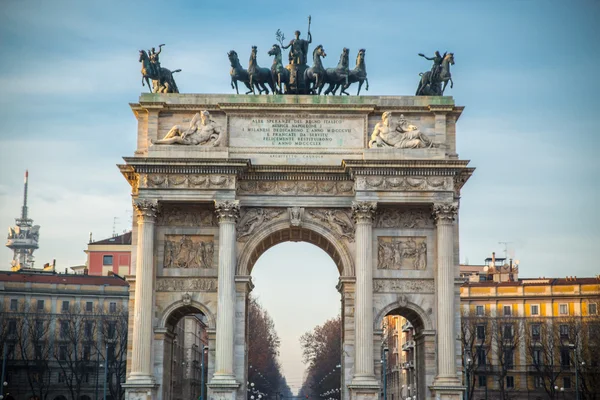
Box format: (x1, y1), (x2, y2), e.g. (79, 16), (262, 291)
(342, 48), (368, 96)
(248, 46), (275, 95)
(139, 50), (180, 93)
(416, 52), (454, 96)
(304, 45), (327, 95)
(323, 47), (350, 96)
(228, 50), (253, 95)
(268, 44), (290, 94)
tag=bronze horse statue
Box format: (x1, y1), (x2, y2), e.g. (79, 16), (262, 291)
(268, 44), (290, 94)
(228, 50), (254, 95)
(248, 46), (276, 95)
(139, 50), (180, 93)
(304, 45), (327, 95)
(416, 52), (454, 96)
(323, 47), (350, 95)
(340, 48), (368, 95)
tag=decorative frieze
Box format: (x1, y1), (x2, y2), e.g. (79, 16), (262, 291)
(355, 176), (451, 191)
(237, 180), (354, 196)
(155, 277), (218, 292)
(377, 237), (427, 270)
(142, 174), (234, 189)
(236, 208), (285, 241)
(157, 204), (216, 227)
(373, 279), (434, 293)
(306, 208), (355, 242)
(374, 208), (432, 229)
(163, 235), (214, 269)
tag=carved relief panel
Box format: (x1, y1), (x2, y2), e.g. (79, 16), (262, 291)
(157, 204), (217, 227)
(374, 208), (432, 229)
(377, 236), (427, 270)
(163, 235), (214, 269)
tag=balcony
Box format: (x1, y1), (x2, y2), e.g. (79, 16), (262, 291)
(402, 361), (415, 370)
(402, 321), (413, 332)
(402, 340), (415, 351)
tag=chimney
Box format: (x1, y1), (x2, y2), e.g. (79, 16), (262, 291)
(84, 268), (88, 275)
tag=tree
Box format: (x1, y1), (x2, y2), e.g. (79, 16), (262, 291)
(15, 303), (54, 400)
(490, 315), (523, 400)
(461, 309), (492, 400)
(53, 304), (98, 400)
(298, 316), (341, 399)
(94, 305), (128, 400)
(247, 297), (291, 398)
(580, 300), (600, 400)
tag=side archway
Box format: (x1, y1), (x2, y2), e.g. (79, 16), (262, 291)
(374, 297), (434, 333)
(158, 298), (216, 331)
(237, 219), (355, 277)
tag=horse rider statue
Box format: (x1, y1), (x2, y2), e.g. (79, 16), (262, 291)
(418, 51), (443, 86)
(282, 30), (312, 66)
(149, 44), (165, 80)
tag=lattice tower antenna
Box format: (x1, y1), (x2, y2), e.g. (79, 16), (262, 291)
(112, 217), (119, 237)
(498, 241), (512, 260)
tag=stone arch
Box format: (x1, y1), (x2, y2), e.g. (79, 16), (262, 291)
(374, 297), (433, 333)
(158, 298), (216, 331)
(237, 219), (355, 276)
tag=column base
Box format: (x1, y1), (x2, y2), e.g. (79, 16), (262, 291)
(208, 375), (240, 400)
(123, 381), (158, 400)
(348, 378), (380, 400)
(430, 376), (464, 400)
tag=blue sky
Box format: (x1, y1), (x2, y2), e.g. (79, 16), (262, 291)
(1, 0), (599, 390)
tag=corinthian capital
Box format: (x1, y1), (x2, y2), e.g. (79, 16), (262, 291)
(432, 202), (458, 224)
(351, 201), (377, 223)
(133, 198), (160, 221)
(214, 200), (240, 224)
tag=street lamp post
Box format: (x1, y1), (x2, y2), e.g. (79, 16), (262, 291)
(0, 346), (7, 400)
(200, 346), (208, 400)
(103, 343), (109, 400)
(382, 348), (389, 400)
(464, 353), (472, 400)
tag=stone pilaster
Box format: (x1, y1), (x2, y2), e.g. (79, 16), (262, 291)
(349, 201), (379, 397)
(209, 200), (240, 397)
(124, 199), (159, 399)
(431, 203), (462, 398)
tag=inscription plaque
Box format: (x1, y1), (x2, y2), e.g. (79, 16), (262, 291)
(229, 114), (364, 148)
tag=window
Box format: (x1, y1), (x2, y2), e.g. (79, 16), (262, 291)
(506, 376), (514, 388)
(37, 299), (45, 311)
(503, 324), (514, 339)
(107, 321), (116, 339)
(109, 302), (117, 313)
(559, 303), (568, 315)
(59, 345), (67, 360)
(103, 255), (113, 265)
(560, 324), (569, 338)
(504, 349), (514, 369)
(589, 303), (598, 315)
(534, 376), (543, 388)
(83, 345), (91, 361)
(530, 304), (539, 316)
(86, 301), (93, 312)
(503, 305), (512, 316)
(58, 372), (66, 382)
(10, 299), (17, 311)
(34, 319), (45, 336)
(476, 347), (486, 365)
(533, 349), (542, 366)
(560, 348), (571, 367)
(108, 344), (116, 362)
(564, 377), (571, 389)
(476, 305), (484, 316)
(61, 300), (69, 312)
(478, 375), (487, 387)
(476, 325), (486, 340)
(83, 373), (90, 383)
(7, 319), (17, 335)
(84, 321), (93, 339)
(60, 321), (69, 338)
(531, 324), (541, 340)
(7, 344), (15, 360)
(35, 344), (43, 359)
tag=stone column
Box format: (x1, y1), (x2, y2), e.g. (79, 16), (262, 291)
(209, 200), (240, 393)
(432, 203), (462, 395)
(350, 201), (379, 394)
(128, 198), (159, 385)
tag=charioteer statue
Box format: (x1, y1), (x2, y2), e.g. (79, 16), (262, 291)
(276, 15), (314, 93)
(138, 43), (181, 93)
(416, 50), (455, 96)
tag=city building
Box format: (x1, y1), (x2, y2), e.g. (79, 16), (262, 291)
(460, 255), (600, 400)
(0, 269), (129, 400)
(81, 232), (133, 276)
(382, 315), (417, 400)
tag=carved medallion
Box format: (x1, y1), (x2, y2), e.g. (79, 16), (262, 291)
(373, 279), (434, 293)
(156, 278), (218, 292)
(377, 237), (427, 270)
(163, 235), (214, 269)
(306, 208), (355, 242)
(236, 208), (285, 241)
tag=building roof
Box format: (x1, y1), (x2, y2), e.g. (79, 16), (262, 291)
(0, 270), (129, 286)
(462, 276), (600, 287)
(89, 231), (132, 246)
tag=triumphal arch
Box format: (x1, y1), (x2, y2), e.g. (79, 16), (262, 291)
(119, 93), (473, 400)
